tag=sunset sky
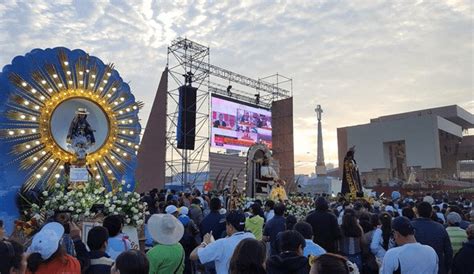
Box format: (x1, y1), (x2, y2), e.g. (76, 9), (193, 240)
(0, 0), (472, 174)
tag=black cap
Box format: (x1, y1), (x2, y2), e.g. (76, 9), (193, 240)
(392, 216), (414, 236)
(226, 211), (246, 231)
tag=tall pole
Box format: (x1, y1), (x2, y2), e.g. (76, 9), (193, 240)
(315, 105), (327, 175)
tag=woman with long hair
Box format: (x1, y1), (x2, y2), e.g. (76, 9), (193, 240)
(370, 212), (395, 260)
(26, 222), (80, 274)
(338, 209), (364, 270)
(229, 238), (266, 274)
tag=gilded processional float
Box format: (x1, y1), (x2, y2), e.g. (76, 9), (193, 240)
(0, 47), (147, 246)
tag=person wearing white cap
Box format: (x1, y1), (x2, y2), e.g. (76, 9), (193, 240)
(146, 214), (185, 274)
(26, 222), (81, 274)
(165, 205), (179, 216)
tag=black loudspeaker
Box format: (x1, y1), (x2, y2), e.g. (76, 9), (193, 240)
(177, 85), (197, 150)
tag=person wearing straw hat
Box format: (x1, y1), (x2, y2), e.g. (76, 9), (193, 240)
(146, 214), (185, 274)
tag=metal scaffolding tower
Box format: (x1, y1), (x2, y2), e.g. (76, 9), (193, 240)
(165, 37), (292, 188)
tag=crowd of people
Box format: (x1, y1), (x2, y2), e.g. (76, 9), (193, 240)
(1, 188), (474, 274)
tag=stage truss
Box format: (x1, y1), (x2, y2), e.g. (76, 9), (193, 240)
(165, 38), (292, 188)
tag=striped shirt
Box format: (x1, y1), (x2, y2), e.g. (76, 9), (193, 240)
(446, 226), (467, 255)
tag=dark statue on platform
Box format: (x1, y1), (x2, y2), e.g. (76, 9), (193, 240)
(66, 108), (95, 160)
(341, 146), (363, 198)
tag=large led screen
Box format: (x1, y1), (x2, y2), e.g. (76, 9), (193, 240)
(211, 94), (272, 151)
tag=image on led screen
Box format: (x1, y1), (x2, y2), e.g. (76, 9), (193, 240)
(211, 95), (272, 151)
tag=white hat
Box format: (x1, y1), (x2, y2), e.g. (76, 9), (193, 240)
(423, 196), (434, 205)
(147, 214), (184, 245)
(75, 108), (89, 115)
(165, 205), (178, 215)
(27, 222), (64, 260)
(179, 206), (189, 216)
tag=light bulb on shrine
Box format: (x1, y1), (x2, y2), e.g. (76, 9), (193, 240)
(31, 116), (37, 121)
(58, 83), (63, 88)
(92, 74), (96, 79)
(129, 131), (134, 135)
(21, 82), (27, 87)
(55, 174), (60, 178)
(116, 162), (121, 166)
(79, 71), (84, 75)
(41, 151), (46, 155)
(35, 141), (40, 145)
(31, 129), (37, 133)
(24, 100), (29, 106)
(41, 80), (47, 84)
(122, 152), (127, 157)
(40, 96), (45, 101)
(42, 167), (47, 171)
(20, 130), (25, 134)
(53, 74), (58, 79)
(25, 144), (31, 149)
(96, 175), (101, 179)
(34, 105), (40, 110)
(107, 170), (112, 174)
(68, 80), (73, 85)
(20, 115), (26, 119)
(107, 72), (111, 77)
(8, 131), (14, 135)
(79, 80), (84, 84)
(35, 174), (41, 179)
(49, 159), (54, 163)
(64, 61), (69, 65)
(31, 88), (37, 93)
(33, 157), (38, 161)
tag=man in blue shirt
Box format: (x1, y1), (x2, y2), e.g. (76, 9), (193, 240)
(263, 203), (286, 255)
(200, 198), (226, 240)
(293, 221), (326, 257)
(412, 202), (452, 274)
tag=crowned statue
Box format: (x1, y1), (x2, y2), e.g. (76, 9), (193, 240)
(66, 108), (96, 162)
(341, 146), (363, 198)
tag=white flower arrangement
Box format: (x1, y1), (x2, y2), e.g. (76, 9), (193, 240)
(25, 179), (148, 227)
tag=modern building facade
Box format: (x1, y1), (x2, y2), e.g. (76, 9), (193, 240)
(337, 105), (474, 185)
